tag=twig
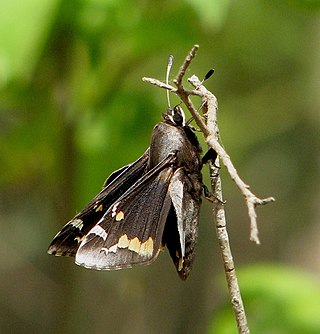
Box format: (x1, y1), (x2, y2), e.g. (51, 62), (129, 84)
(143, 78), (177, 93)
(214, 174), (250, 334)
(187, 75), (275, 244)
(143, 45), (275, 333)
(188, 74), (250, 334)
(175, 44), (199, 86)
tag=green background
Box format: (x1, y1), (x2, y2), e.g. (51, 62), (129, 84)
(1, 0), (320, 333)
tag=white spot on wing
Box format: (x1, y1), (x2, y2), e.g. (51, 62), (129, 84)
(108, 244), (118, 253)
(100, 244), (117, 255)
(111, 202), (120, 217)
(100, 247), (108, 255)
(69, 218), (84, 230)
(88, 225), (108, 241)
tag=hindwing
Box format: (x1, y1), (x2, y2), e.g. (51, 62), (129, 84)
(163, 168), (202, 280)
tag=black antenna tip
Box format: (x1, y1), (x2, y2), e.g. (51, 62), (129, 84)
(204, 69), (215, 81)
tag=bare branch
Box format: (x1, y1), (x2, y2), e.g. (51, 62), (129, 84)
(187, 73), (250, 333)
(174, 44), (199, 86)
(142, 77), (177, 92)
(142, 44), (275, 333)
(187, 75), (275, 244)
(214, 175), (250, 334)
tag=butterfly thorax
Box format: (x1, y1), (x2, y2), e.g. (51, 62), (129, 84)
(149, 106), (202, 174)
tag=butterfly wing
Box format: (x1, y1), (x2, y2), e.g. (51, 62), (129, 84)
(48, 149), (149, 257)
(75, 156), (176, 270)
(163, 168), (202, 280)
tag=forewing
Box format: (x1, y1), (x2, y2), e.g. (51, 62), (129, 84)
(75, 167), (174, 270)
(47, 149), (149, 257)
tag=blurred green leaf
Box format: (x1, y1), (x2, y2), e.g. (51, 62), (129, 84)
(209, 265), (320, 334)
(286, 0), (320, 10)
(0, 0), (59, 86)
(185, 0), (231, 30)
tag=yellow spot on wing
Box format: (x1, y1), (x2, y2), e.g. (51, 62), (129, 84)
(95, 204), (103, 212)
(139, 237), (154, 257)
(114, 235), (153, 257)
(74, 235), (85, 243)
(178, 257), (184, 271)
(115, 211), (124, 221)
(128, 237), (141, 253)
(118, 234), (130, 248)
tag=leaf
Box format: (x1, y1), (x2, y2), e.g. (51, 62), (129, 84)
(209, 264), (320, 333)
(0, 0), (59, 85)
(184, 0), (231, 30)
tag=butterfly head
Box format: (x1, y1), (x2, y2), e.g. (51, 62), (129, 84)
(163, 105), (186, 127)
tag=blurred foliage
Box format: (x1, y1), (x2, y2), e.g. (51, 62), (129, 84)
(209, 265), (320, 333)
(1, 0), (320, 333)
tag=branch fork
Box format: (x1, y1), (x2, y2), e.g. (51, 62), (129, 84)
(143, 45), (274, 244)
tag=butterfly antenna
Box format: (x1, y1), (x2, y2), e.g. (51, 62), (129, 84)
(204, 68), (215, 81)
(196, 68), (215, 89)
(166, 55), (174, 109)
